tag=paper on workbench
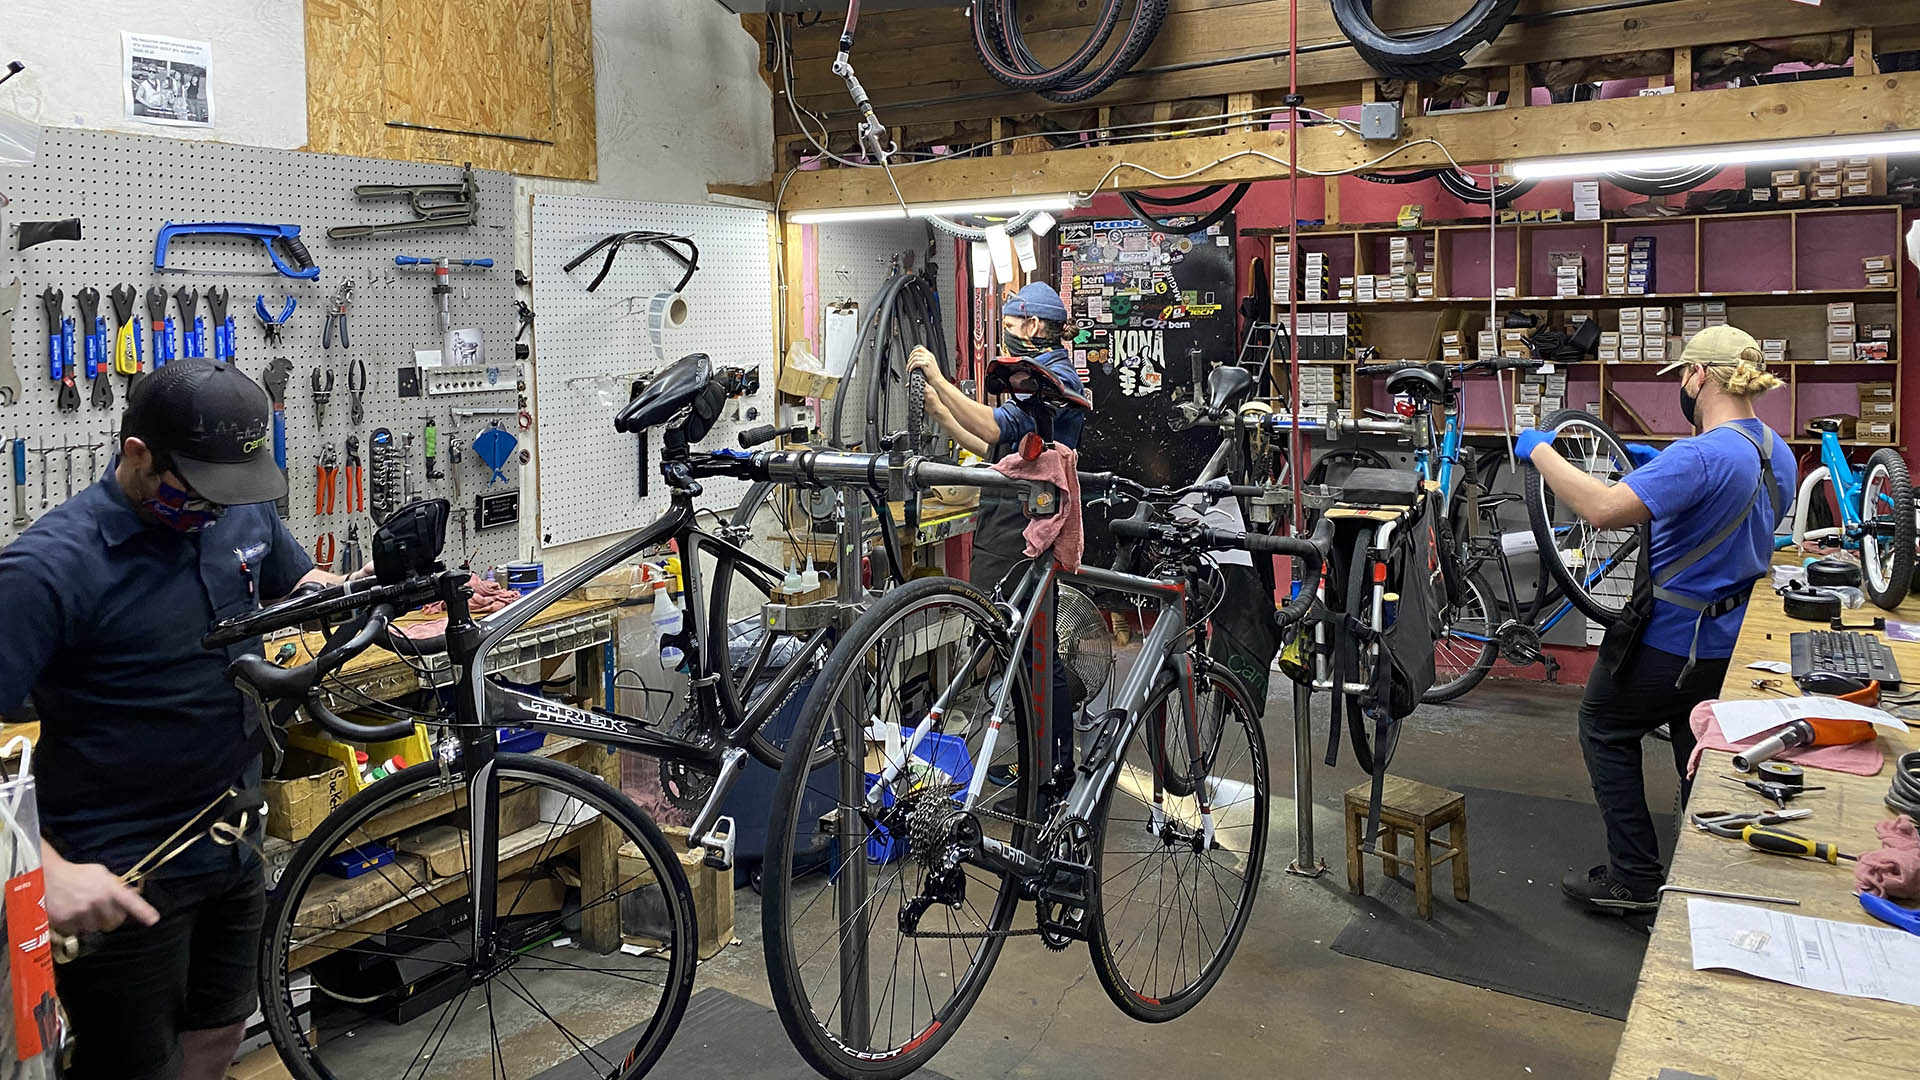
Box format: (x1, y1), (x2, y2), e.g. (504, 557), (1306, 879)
(1689, 898), (1920, 1007)
(1710, 697), (1908, 743)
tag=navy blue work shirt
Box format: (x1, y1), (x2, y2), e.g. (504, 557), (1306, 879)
(988, 348), (1087, 457)
(0, 462), (312, 877)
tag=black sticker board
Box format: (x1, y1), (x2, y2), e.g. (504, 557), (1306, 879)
(1057, 213), (1238, 565)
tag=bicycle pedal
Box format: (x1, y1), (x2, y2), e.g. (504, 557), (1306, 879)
(699, 816), (736, 871)
(1036, 858), (1093, 940)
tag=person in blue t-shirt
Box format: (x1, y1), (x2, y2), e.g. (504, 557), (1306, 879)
(1516, 325), (1795, 915)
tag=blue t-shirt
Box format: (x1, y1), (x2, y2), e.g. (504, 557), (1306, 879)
(989, 349), (1087, 457)
(0, 465), (312, 876)
(1621, 419), (1796, 659)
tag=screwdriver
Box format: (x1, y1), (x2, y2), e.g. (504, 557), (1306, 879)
(1741, 825), (1858, 864)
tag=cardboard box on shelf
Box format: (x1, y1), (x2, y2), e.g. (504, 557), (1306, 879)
(1846, 166), (1873, 183)
(1815, 158), (1841, 171)
(1598, 331), (1621, 347)
(263, 755), (349, 843)
(1861, 421), (1895, 445)
(1750, 187), (1773, 203)
(1866, 271), (1894, 288)
(1620, 346), (1643, 362)
(1597, 348), (1619, 363)
(1777, 186), (1807, 202)
(1810, 414), (1858, 438)
(1681, 316), (1705, 335)
(1541, 208), (1564, 222)
(1761, 339), (1788, 352)
(1827, 302), (1856, 323)
(1828, 343), (1856, 363)
(1606, 243), (1629, 255)
(1861, 255), (1895, 273)
(1770, 169), (1801, 186)
(1865, 323), (1895, 341)
(1857, 381), (1894, 400)
(1829, 323), (1858, 343)
(1861, 399), (1897, 418)
(1813, 185), (1842, 201)
(1813, 170), (1841, 186)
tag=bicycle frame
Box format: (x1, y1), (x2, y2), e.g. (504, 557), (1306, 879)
(1791, 428), (1866, 543)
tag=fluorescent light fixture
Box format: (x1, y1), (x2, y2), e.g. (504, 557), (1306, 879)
(1509, 130), (1920, 180)
(788, 195), (1076, 225)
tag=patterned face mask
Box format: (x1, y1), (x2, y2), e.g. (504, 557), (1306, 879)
(144, 478), (226, 533)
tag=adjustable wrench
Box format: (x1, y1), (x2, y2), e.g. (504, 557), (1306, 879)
(174, 287), (204, 359)
(145, 287), (174, 368)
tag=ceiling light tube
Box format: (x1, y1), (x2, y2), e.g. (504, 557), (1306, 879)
(1510, 131), (1920, 180)
(788, 194), (1076, 225)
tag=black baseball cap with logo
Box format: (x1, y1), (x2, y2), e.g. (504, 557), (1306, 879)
(121, 359), (287, 505)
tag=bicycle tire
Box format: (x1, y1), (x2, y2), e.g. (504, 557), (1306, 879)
(1332, 0), (1522, 80)
(1452, 444), (1564, 616)
(1088, 657), (1267, 1021)
(1860, 449), (1915, 611)
(763, 576), (1037, 1080)
(1305, 446), (1391, 529)
(261, 754), (698, 1080)
(974, 0), (1170, 104)
(1423, 569), (1498, 704)
(1341, 524), (1399, 776)
(967, 0), (1127, 93)
(1523, 409), (1644, 627)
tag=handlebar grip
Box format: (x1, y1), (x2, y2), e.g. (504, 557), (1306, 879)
(1110, 517), (1154, 543)
(739, 424), (778, 448)
(1225, 485), (1265, 498)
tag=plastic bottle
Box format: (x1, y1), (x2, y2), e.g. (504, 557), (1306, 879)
(652, 581), (685, 670)
(800, 555), (821, 592)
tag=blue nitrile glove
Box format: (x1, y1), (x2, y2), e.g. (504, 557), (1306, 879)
(1622, 442), (1660, 469)
(1514, 428), (1554, 465)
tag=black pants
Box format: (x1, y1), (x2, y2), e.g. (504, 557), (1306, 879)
(55, 858), (266, 1080)
(1577, 644), (1727, 892)
(971, 494), (1076, 769)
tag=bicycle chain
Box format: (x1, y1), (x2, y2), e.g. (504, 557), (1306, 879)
(898, 802), (1065, 943)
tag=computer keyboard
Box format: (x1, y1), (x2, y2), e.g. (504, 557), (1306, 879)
(1789, 629), (1903, 689)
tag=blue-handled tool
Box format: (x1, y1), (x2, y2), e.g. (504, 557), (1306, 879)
(40, 288), (63, 383)
(207, 287), (234, 361)
(10, 434), (28, 527)
(145, 287), (173, 368)
(174, 288), (204, 360)
(74, 288), (102, 383)
(154, 222), (320, 280)
(1860, 891), (1920, 935)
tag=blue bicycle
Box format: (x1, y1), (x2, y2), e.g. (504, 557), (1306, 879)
(1788, 417), (1914, 609)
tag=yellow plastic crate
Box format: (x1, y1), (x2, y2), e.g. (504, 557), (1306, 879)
(284, 719), (433, 796)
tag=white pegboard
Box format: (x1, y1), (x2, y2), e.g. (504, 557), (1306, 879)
(529, 195), (774, 547)
(0, 127), (520, 568)
(814, 218), (937, 446)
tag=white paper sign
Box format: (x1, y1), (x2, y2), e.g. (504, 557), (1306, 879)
(123, 33), (214, 127)
(1011, 230), (1037, 273)
(822, 305), (860, 379)
(1690, 898), (1920, 1008)
(971, 241), (992, 289)
(984, 225), (1016, 286)
(1710, 697), (1908, 744)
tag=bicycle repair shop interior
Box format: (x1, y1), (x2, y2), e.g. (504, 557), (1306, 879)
(10, 2), (1920, 1079)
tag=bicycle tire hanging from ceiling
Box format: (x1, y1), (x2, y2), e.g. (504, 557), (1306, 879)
(1120, 183), (1252, 233)
(970, 0), (1172, 103)
(1330, 0), (1523, 81)
(830, 269), (948, 453)
(1359, 167), (1538, 208)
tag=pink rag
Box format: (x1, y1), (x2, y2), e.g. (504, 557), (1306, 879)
(395, 574), (522, 640)
(1684, 699), (1885, 779)
(991, 445), (1084, 572)
(1854, 816), (1920, 901)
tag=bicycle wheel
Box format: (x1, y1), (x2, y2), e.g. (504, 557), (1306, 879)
(1424, 569), (1498, 704)
(763, 577), (1038, 1080)
(262, 753), (698, 1080)
(1089, 659), (1267, 1021)
(1523, 409), (1644, 626)
(1860, 448), (1915, 611)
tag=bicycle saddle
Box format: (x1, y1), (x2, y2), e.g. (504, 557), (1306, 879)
(1805, 417), (1843, 436)
(615, 352), (713, 433)
(1206, 364), (1255, 414)
(984, 355), (1092, 410)
(1385, 364), (1445, 401)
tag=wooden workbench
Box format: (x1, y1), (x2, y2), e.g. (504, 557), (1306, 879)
(1610, 576), (1920, 1080)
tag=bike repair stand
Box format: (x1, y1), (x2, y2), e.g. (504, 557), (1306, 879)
(1286, 679), (1327, 878)
(832, 483), (872, 1046)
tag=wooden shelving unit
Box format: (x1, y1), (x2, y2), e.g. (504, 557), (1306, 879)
(1265, 204), (1905, 448)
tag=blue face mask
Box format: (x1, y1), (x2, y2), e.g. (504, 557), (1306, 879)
(144, 479), (226, 533)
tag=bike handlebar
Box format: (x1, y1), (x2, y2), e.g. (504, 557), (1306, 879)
(1110, 517), (1330, 628)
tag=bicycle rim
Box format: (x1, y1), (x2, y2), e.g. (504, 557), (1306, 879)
(1089, 662), (1267, 1021)
(1524, 409), (1642, 626)
(262, 754), (697, 1080)
(1424, 571), (1498, 704)
(763, 577), (1036, 1080)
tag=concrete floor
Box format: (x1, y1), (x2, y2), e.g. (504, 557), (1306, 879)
(681, 675), (1678, 1080)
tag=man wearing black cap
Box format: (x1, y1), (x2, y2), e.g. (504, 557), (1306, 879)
(0, 360), (335, 1079)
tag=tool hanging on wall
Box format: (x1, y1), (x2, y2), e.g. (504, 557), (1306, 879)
(145, 287), (173, 368)
(153, 222), (319, 280)
(262, 357), (291, 519)
(30, 444), (54, 508)
(74, 288), (108, 409)
(310, 367), (333, 427)
(17, 218), (79, 250)
(422, 418), (443, 480)
(313, 531), (335, 572)
(255, 294), (295, 348)
(0, 280), (23, 406)
(395, 256), (492, 364)
(173, 288), (203, 359)
(368, 427), (399, 524)
(109, 284), (141, 396)
(315, 445), (337, 516)
(446, 420), (469, 565)
(205, 287), (234, 362)
(8, 434), (27, 526)
(400, 432), (415, 506)
(338, 522), (364, 575)
(41, 287), (77, 412)
(323, 281), (351, 348)
(326, 163), (477, 241)
(473, 425), (516, 486)
(347, 357), (367, 426)
(342, 435), (364, 514)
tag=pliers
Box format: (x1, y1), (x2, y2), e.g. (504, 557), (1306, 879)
(315, 445), (338, 515)
(338, 522), (364, 576)
(342, 436), (364, 513)
(313, 532), (336, 572)
(1689, 808), (1812, 838)
(311, 366), (334, 427)
(347, 356), (367, 426)
(324, 281), (353, 349)
(255, 294), (296, 350)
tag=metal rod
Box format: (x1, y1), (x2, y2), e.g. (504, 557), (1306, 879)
(832, 486), (871, 1047)
(1656, 885), (1800, 906)
(1286, 681), (1325, 877)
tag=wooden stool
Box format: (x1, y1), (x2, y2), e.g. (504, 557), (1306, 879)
(1343, 776), (1469, 920)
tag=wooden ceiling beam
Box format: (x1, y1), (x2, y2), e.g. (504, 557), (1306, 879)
(778, 71), (1920, 211)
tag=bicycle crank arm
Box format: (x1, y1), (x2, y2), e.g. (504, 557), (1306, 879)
(685, 746), (746, 868)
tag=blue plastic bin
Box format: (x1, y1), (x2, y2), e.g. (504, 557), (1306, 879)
(863, 728), (974, 865)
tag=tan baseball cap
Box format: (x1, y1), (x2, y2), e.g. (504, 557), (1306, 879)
(1655, 325), (1763, 375)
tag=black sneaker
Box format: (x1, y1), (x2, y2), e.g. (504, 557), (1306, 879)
(1561, 865), (1659, 915)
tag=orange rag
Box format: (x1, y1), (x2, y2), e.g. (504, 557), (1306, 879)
(990, 445), (1083, 573)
